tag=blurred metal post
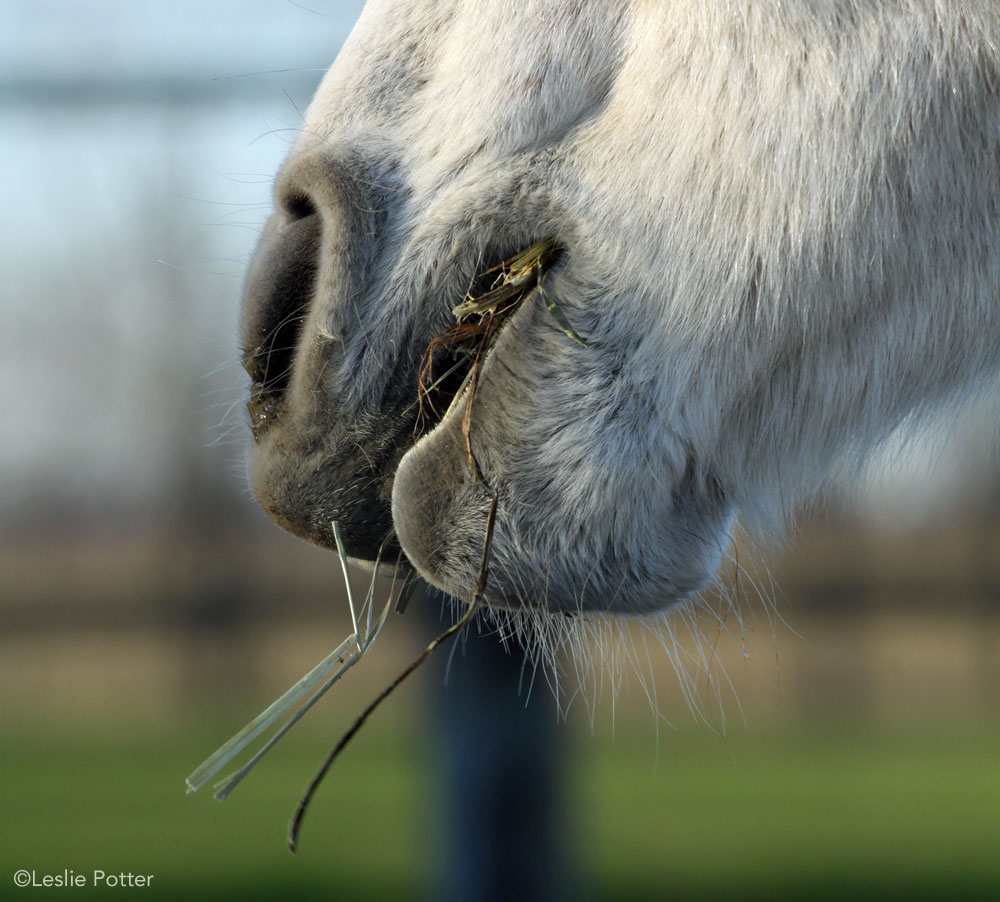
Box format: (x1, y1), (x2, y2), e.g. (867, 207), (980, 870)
(420, 585), (574, 902)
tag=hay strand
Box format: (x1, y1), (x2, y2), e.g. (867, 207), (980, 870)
(287, 489), (499, 853)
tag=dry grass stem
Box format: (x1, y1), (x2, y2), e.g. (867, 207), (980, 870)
(416, 238), (586, 436)
(287, 489), (499, 853)
(185, 531), (412, 800)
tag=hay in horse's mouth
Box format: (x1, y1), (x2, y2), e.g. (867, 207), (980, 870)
(193, 241), (592, 841)
(413, 238), (566, 445)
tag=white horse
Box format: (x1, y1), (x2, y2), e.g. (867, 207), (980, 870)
(241, 0), (1000, 618)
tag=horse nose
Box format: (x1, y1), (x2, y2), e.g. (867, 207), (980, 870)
(239, 145), (378, 441)
(240, 200), (320, 440)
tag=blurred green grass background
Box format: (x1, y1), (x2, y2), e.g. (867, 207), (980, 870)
(3, 520), (1000, 902)
(4, 710), (999, 900)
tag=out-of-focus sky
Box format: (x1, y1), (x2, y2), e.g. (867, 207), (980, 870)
(0, 0), (361, 79)
(0, 0), (363, 524)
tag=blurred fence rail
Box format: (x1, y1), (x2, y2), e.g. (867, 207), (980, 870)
(0, 73), (324, 108)
(2, 517), (998, 725)
(6, 518), (998, 630)
(776, 518), (1000, 613)
(1, 529), (339, 634)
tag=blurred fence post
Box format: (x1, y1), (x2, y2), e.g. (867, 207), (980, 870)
(419, 585), (575, 902)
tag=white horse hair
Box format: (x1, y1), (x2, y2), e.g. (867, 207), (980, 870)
(240, 1), (1000, 625)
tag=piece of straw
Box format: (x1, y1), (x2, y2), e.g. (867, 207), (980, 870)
(287, 488), (499, 853)
(186, 528), (402, 798)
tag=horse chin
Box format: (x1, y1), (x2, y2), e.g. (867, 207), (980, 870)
(391, 383), (735, 615)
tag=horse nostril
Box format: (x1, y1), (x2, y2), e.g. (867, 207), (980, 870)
(240, 208), (321, 438)
(282, 192), (316, 222)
